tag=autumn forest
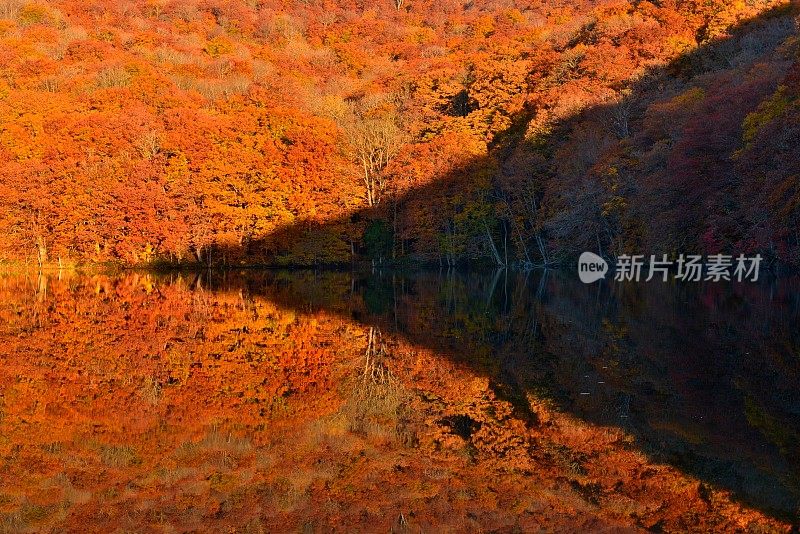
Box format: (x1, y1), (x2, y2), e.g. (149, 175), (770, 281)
(3, 0), (800, 532)
(1, 0), (799, 268)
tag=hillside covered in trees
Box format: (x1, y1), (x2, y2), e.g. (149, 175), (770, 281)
(0, 0), (798, 267)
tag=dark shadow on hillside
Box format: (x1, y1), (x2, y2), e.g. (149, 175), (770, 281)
(189, 5), (800, 523)
(196, 2), (799, 270)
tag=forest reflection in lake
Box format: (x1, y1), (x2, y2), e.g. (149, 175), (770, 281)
(0, 269), (798, 532)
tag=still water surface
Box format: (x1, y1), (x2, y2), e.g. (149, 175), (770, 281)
(0, 270), (798, 531)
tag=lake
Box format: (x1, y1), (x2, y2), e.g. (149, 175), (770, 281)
(0, 269), (798, 532)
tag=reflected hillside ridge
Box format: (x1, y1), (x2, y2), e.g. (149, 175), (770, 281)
(1, 269), (798, 531)
(209, 269), (800, 520)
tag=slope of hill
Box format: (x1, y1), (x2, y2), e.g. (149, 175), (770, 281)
(0, 0), (797, 267)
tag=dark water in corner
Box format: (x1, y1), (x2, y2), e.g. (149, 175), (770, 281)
(230, 268), (800, 520)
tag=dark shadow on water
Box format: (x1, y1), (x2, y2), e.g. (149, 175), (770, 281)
(165, 4), (800, 521)
(192, 267), (800, 523)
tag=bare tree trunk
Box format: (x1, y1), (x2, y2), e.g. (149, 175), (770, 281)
(485, 268), (502, 310)
(525, 192), (550, 266)
(392, 199), (397, 260)
(363, 327), (375, 381)
(35, 235), (47, 270)
(363, 164), (374, 207)
(503, 222), (508, 267)
(535, 232), (549, 265)
(509, 212), (532, 265)
(483, 221), (504, 267)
